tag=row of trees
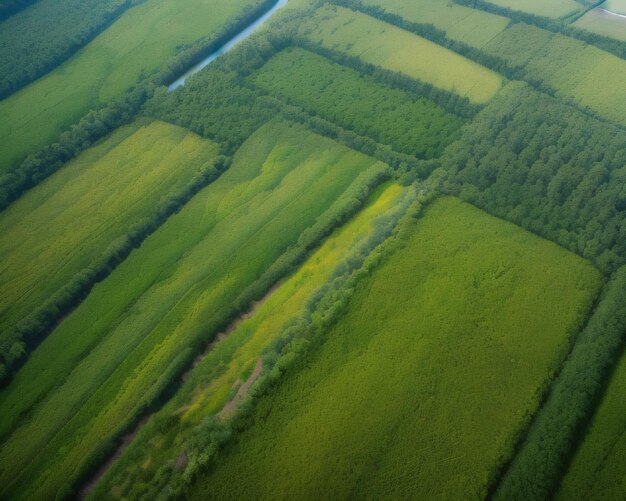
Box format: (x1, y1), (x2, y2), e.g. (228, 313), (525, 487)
(0, 0), (135, 99)
(0, 156), (229, 384)
(495, 266), (626, 500)
(0, 0), (38, 21)
(454, 0), (626, 59)
(442, 81), (626, 273)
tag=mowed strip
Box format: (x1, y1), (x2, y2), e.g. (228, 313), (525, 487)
(0, 0), (264, 173)
(188, 196), (602, 500)
(0, 120), (219, 358)
(0, 121), (388, 500)
(93, 183), (412, 499)
(251, 47), (465, 158)
(299, 5), (503, 104)
(360, 0), (510, 49)
(556, 351), (626, 501)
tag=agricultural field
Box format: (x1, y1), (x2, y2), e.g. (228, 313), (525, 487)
(0, 0), (265, 174)
(299, 5), (503, 103)
(556, 351), (626, 500)
(484, 0), (583, 18)
(482, 21), (626, 126)
(92, 182), (413, 499)
(252, 47), (465, 158)
(574, 7), (626, 42)
(361, 0), (511, 49)
(0, 0), (133, 99)
(0, 120), (219, 369)
(186, 196), (601, 500)
(1, 0), (626, 498)
(0, 121), (388, 500)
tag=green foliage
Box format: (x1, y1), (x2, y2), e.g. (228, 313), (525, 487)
(0, 121), (389, 500)
(485, 0), (583, 19)
(92, 183), (413, 500)
(495, 267), (626, 500)
(0, 0), (136, 99)
(0, 0), (267, 175)
(360, 0), (511, 49)
(454, 0), (626, 58)
(186, 196), (601, 500)
(0, 121), (221, 381)
(252, 47), (465, 158)
(0, 0), (37, 20)
(442, 81), (626, 273)
(300, 4), (504, 103)
(556, 348), (626, 500)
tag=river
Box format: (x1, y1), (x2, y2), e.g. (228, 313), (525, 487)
(167, 0), (288, 92)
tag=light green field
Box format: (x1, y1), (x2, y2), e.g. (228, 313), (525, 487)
(188, 196), (602, 500)
(92, 182), (411, 499)
(0, 0), (263, 174)
(485, 0), (582, 18)
(484, 22), (626, 126)
(361, 0), (511, 48)
(556, 351), (626, 500)
(0, 121), (388, 500)
(575, 7), (626, 42)
(0, 120), (218, 356)
(524, 34), (626, 126)
(300, 5), (503, 103)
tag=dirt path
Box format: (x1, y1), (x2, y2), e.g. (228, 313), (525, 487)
(76, 284), (279, 497)
(219, 358), (264, 420)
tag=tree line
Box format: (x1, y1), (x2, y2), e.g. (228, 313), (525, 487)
(442, 81), (626, 273)
(0, 0), (38, 21)
(0, 155), (229, 384)
(494, 266), (626, 500)
(0, 0), (136, 99)
(454, 0), (626, 59)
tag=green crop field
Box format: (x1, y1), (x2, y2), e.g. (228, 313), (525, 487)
(92, 182), (412, 499)
(187, 196), (602, 500)
(556, 351), (626, 500)
(299, 5), (503, 103)
(0, 120), (388, 500)
(0, 120), (218, 363)
(575, 8), (626, 42)
(484, 0), (582, 18)
(0, 0), (263, 174)
(252, 47), (465, 158)
(483, 22), (626, 126)
(361, 0), (511, 48)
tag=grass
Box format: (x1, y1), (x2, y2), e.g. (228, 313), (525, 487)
(484, 22), (626, 126)
(299, 5), (503, 103)
(574, 8), (626, 42)
(187, 196), (602, 500)
(0, 120), (219, 356)
(0, 121), (388, 500)
(555, 350), (626, 500)
(252, 47), (465, 158)
(92, 182), (411, 499)
(0, 0), (264, 174)
(485, 0), (583, 18)
(361, 0), (511, 48)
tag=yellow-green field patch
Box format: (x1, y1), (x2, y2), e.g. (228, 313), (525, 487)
(361, 0), (511, 48)
(187, 196), (602, 500)
(0, 120), (219, 355)
(0, 0), (264, 173)
(300, 5), (503, 103)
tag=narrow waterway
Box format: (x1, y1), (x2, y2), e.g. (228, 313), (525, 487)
(168, 0), (288, 92)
